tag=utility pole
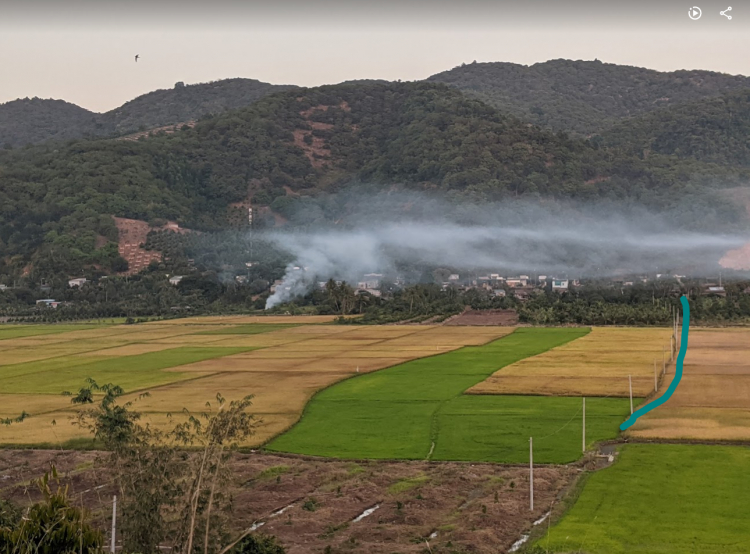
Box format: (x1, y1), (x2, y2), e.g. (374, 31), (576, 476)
(629, 375), (633, 415)
(582, 397), (586, 453)
(111, 495), (117, 553)
(529, 437), (534, 512)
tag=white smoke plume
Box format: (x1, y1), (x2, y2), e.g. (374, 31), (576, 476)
(264, 196), (749, 309)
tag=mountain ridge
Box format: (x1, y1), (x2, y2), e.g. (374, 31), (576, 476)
(4, 59), (750, 147)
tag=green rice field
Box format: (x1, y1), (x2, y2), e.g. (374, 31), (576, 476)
(268, 328), (632, 463)
(538, 444), (750, 554)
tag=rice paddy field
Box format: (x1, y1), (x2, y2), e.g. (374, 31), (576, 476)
(629, 328), (750, 441)
(0, 318), (510, 446)
(537, 444), (750, 554)
(267, 328), (632, 463)
(468, 327), (675, 397)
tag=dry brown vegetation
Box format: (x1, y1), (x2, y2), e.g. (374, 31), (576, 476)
(0, 449), (575, 554)
(630, 328), (750, 440)
(0, 320), (511, 447)
(468, 327), (675, 397)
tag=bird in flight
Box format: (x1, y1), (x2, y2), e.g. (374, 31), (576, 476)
(135, 54), (140, 63)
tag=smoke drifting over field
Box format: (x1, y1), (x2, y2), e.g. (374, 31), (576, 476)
(264, 197), (748, 308)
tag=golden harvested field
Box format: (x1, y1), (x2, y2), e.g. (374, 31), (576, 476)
(630, 328), (750, 441)
(0, 319), (512, 447)
(468, 327), (675, 397)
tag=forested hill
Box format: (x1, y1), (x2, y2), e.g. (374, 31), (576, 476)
(427, 59), (750, 135)
(0, 78), (291, 148)
(98, 78), (295, 136)
(0, 81), (746, 280)
(599, 88), (750, 167)
(0, 98), (99, 148)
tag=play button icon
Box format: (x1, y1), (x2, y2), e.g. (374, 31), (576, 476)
(688, 6), (702, 19)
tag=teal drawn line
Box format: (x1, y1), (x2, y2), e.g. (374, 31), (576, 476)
(620, 296), (690, 431)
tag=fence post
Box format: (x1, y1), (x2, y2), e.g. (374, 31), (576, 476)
(629, 375), (633, 415)
(111, 495), (117, 553)
(529, 437), (534, 511)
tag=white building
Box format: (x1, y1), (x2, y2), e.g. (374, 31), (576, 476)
(552, 279), (569, 291)
(448, 274), (460, 281)
(68, 278), (87, 288)
(360, 273), (383, 289)
(169, 275), (184, 286)
(0, 284), (7, 292)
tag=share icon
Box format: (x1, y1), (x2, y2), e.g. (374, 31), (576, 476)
(721, 6), (732, 19)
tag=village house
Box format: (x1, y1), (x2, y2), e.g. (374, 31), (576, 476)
(0, 284), (7, 292)
(169, 275), (184, 286)
(505, 276), (527, 287)
(703, 285), (726, 297)
(357, 273), (383, 290)
(552, 279), (569, 291)
(270, 279), (284, 293)
(36, 299), (60, 308)
(68, 277), (87, 288)
(513, 289), (532, 301)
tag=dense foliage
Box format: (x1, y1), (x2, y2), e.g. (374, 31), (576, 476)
(0, 79), (290, 147)
(1, 81), (747, 281)
(428, 59), (750, 135)
(601, 89), (750, 167)
(0, 98), (98, 148)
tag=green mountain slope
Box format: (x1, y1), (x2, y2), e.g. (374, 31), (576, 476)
(0, 78), (291, 148)
(600, 89), (750, 167)
(427, 59), (750, 135)
(0, 81), (745, 279)
(0, 98), (99, 148)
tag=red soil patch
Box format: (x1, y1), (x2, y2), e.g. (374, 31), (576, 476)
(444, 308), (520, 326)
(0, 449), (575, 554)
(114, 217), (189, 274)
(720, 243), (750, 270)
(293, 102), (352, 168)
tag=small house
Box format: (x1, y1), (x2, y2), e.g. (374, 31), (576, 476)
(169, 275), (184, 286)
(552, 279), (569, 291)
(68, 278), (87, 288)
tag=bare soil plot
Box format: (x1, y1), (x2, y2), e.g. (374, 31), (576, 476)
(630, 328), (750, 440)
(0, 449), (575, 554)
(445, 308), (519, 326)
(468, 327), (674, 397)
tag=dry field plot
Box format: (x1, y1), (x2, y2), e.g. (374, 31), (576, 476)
(468, 327), (675, 397)
(0, 319), (510, 447)
(630, 328), (750, 441)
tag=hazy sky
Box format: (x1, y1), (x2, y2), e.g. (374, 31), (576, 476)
(2, 0), (748, 112)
